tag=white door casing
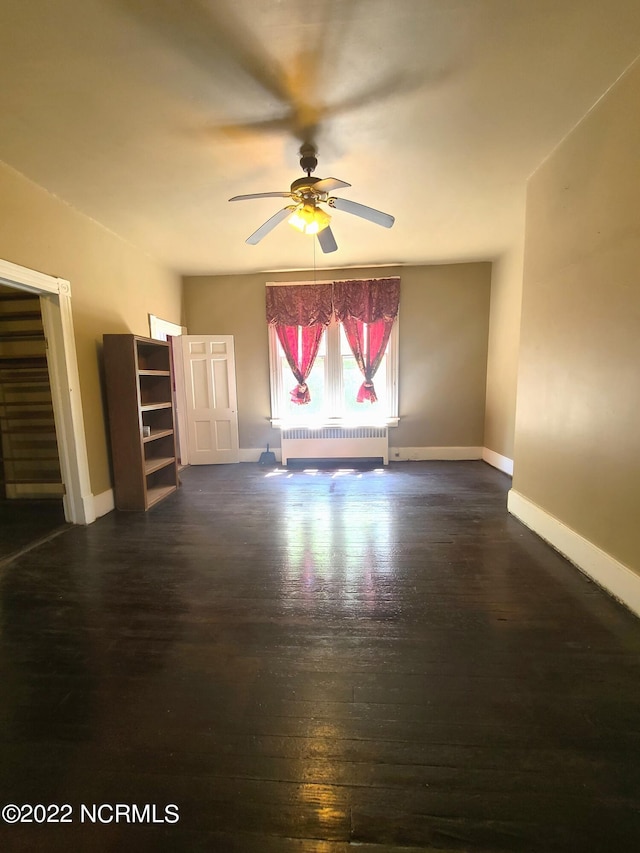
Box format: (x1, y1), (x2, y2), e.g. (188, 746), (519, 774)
(181, 335), (239, 464)
(147, 313), (189, 467)
(170, 335), (189, 466)
(148, 314), (184, 342)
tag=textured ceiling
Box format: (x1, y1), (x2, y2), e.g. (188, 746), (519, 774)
(1, 0), (640, 275)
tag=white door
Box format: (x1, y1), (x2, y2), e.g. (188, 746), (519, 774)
(181, 335), (239, 464)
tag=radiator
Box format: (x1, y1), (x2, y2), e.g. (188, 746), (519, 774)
(280, 426), (388, 465)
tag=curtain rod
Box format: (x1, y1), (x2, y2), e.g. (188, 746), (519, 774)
(265, 277), (400, 288)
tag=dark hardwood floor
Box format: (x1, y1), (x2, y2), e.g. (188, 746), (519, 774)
(0, 498), (67, 562)
(1, 461), (639, 852)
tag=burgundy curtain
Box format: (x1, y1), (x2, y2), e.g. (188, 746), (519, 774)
(333, 278), (400, 403)
(341, 316), (394, 403)
(266, 284), (332, 405)
(275, 324), (324, 404)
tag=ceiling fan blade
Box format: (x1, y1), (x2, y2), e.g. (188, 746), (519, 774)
(317, 226), (338, 254)
(229, 192), (292, 201)
(329, 197), (395, 228)
(245, 207), (293, 245)
(313, 177), (351, 194)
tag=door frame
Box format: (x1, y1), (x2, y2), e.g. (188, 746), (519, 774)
(148, 314), (189, 467)
(0, 258), (94, 524)
(170, 336), (189, 466)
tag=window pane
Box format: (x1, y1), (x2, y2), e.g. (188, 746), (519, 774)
(340, 324), (388, 418)
(279, 354), (326, 420)
(274, 327), (327, 421)
(342, 354), (388, 416)
(339, 323), (350, 352)
(342, 353), (361, 411)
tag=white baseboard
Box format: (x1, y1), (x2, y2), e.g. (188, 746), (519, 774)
(92, 488), (115, 519)
(482, 447), (514, 475)
(508, 489), (640, 617)
(243, 445), (484, 464)
(389, 446), (483, 462)
(79, 493), (97, 525)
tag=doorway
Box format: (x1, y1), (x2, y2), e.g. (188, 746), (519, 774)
(0, 283), (66, 558)
(0, 258), (93, 527)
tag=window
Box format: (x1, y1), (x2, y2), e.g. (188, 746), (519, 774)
(269, 314), (399, 427)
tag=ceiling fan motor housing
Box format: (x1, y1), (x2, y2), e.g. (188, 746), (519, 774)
(299, 143), (318, 176)
(290, 176), (324, 197)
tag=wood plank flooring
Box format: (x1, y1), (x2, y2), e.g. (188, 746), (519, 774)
(0, 498), (66, 561)
(1, 461), (640, 852)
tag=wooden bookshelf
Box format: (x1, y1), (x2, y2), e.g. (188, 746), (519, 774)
(103, 334), (179, 511)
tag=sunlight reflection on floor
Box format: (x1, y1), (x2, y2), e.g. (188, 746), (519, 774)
(264, 467), (387, 479)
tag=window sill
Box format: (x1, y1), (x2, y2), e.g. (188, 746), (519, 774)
(271, 417), (399, 430)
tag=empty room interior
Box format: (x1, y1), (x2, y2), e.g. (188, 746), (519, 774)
(0, 1), (639, 851)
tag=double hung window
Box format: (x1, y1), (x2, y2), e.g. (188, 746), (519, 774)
(267, 279), (399, 427)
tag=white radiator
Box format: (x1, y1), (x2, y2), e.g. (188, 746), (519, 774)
(280, 426), (388, 465)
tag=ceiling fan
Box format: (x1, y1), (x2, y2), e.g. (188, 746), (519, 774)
(229, 144), (395, 253)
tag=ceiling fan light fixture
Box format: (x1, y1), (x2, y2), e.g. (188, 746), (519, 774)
(288, 203), (330, 235)
(229, 146), (393, 251)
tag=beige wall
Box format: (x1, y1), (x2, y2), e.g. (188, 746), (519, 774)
(513, 57), (640, 573)
(484, 235), (525, 461)
(183, 262), (492, 453)
(0, 162), (182, 497)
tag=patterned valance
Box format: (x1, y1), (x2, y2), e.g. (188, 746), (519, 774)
(333, 278), (400, 323)
(266, 283), (333, 327)
(266, 278), (400, 326)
